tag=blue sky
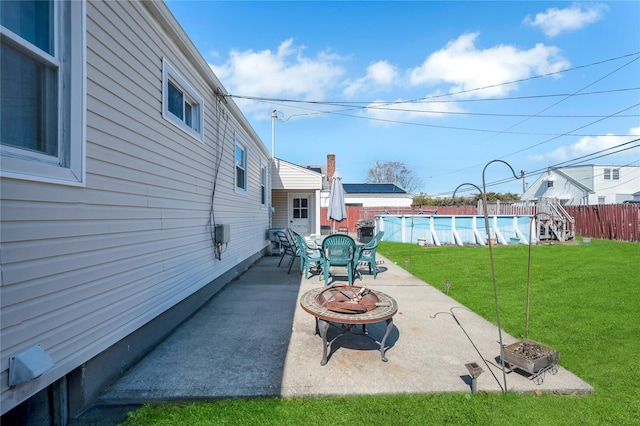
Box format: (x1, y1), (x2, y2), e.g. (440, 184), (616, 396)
(165, 1), (640, 196)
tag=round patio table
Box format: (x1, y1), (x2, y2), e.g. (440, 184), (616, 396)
(300, 286), (398, 365)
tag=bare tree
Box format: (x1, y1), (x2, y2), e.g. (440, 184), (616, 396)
(365, 160), (420, 192)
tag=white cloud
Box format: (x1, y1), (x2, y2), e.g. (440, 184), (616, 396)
(524, 4), (608, 37)
(344, 61), (399, 97)
(408, 33), (570, 98)
(210, 38), (345, 102)
(530, 126), (640, 163)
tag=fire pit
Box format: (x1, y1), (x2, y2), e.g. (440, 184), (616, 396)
(300, 285), (397, 365)
(503, 339), (559, 384)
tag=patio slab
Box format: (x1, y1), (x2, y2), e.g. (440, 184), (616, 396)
(71, 252), (592, 425)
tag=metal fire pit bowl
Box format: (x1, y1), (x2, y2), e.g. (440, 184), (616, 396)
(503, 339), (559, 384)
(317, 285), (381, 314)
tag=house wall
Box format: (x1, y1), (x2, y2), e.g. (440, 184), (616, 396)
(319, 192), (414, 208)
(271, 159), (322, 190)
(1, 0), (270, 419)
(522, 166), (640, 205)
(270, 159), (322, 234)
(590, 165), (640, 204)
(271, 190), (320, 234)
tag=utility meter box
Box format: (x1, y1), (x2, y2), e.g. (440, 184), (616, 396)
(215, 224), (230, 244)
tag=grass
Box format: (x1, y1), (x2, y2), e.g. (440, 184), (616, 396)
(123, 239), (639, 425)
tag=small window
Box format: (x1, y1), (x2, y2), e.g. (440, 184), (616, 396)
(603, 169), (611, 180)
(293, 197), (308, 219)
(260, 164), (267, 205)
(162, 58), (204, 142)
(546, 181), (554, 188)
(612, 169), (619, 180)
(235, 137), (247, 192)
(1, 0), (85, 185)
(598, 197), (606, 205)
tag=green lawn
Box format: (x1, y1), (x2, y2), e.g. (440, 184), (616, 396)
(123, 239), (639, 425)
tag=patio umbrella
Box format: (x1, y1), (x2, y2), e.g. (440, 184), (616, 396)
(327, 169), (347, 232)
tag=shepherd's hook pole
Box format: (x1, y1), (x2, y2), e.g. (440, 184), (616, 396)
(482, 159), (522, 394)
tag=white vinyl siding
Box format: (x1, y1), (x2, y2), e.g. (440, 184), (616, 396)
(271, 158), (323, 190)
(0, 0), (270, 414)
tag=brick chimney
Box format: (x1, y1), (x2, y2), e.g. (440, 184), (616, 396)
(327, 153), (335, 188)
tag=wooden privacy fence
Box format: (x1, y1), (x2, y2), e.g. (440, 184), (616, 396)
(321, 203), (640, 242)
(565, 204), (640, 242)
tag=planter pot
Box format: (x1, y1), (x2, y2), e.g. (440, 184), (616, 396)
(503, 339), (558, 375)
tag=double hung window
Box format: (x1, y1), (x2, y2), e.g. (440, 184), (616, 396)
(235, 137), (247, 192)
(612, 169), (619, 180)
(162, 58), (204, 142)
(1, 0), (85, 184)
(260, 164), (267, 205)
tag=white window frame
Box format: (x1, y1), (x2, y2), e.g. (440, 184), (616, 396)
(603, 168), (611, 180)
(260, 161), (267, 206)
(0, 0), (86, 186)
(234, 134), (247, 193)
(162, 58), (204, 143)
(612, 168), (619, 180)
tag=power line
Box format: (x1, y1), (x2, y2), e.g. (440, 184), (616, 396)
(432, 138), (640, 196)
(226, 51), (640, 116)
(484, 140), (640, 190)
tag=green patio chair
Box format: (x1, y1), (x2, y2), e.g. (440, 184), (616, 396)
(355, 231), (384, 279)
(321, 234), (357, 286)
(293, 232), (324, 280)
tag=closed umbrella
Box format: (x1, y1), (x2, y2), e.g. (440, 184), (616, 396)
(327, 170), (347, 232)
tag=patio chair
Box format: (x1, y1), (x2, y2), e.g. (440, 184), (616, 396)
(355, 231), (384, 279)
(292, 232), (324, 279)
(276, 230), (298, 273)
(321, 234), (357, 286)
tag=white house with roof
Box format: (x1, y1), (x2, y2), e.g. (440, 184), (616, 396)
(270, 158), (323, 236)
(1, 1), (272, 423)
(340, 183), (413, 207)
(522, 165), (640, 205)
(316, 153), (413, 208)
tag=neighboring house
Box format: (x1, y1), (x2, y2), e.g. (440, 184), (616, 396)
(341, 183), (413, 207)
(313, 153), (413, 208)
(1, 1), (271, 423)
(522, 165), (640, 205)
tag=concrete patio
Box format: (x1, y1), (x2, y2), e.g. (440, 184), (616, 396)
(71, 252), (592, 425)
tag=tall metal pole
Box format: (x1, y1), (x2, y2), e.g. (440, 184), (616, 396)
(271, 109), (277, 159)
(269, 110), (277, 229)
